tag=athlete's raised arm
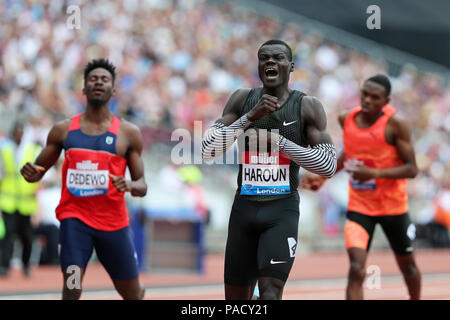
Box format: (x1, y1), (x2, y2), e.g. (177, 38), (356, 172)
(110, 121), (147, 197)
(276, 96), (336, 178)
(201, 88), (281, 161)
(20, 120), (69, 182)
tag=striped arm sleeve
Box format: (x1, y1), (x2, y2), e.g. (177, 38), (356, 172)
(278, 137), (337, 178)
(201, 114), (252, 161)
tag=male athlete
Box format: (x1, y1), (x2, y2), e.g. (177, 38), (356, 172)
(302, 74), (421, 299)
(20, 59), (147, 300)
(202, 40), (337, 300)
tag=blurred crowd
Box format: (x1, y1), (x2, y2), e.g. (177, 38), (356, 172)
(0, 0), (449, 235)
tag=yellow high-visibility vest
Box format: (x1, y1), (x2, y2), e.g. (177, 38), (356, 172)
(0, 141), (41, 215)
(0, 216), (5, 239)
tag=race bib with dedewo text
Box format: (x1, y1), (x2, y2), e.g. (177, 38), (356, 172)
(67, 160), (109, 197)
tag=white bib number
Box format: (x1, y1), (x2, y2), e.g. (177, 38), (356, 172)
(240, 152), (290, 195)
(67, 169), (109, 197)
(345, 158), (377, 190)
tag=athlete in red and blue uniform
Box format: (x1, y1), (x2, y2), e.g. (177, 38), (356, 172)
(21, 59), (147, 300)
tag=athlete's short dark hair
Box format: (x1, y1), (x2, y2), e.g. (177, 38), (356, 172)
(83, 58), (116, 84)
(259, 39), (293, 61)
(366, 74), (391, 96)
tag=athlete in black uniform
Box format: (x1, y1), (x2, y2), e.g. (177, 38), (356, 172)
(202, 40), (337, 300)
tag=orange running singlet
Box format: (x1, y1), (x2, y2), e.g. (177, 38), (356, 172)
(343, 105), (408, 216)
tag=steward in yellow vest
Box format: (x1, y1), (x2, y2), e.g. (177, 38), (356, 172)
(0, 122), (41, 277)
(0, 140), (42, 215)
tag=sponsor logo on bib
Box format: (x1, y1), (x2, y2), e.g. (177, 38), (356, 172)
(67, 160), (109, 197)
(345, 158), (377, 190)
(240, 151), (290, 195)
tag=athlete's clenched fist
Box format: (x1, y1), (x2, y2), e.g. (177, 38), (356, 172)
(20, 162), (46, 182)
(109, 174), (132, 192)
(300, 173), (326, 191)
(247, 94), (280, 121)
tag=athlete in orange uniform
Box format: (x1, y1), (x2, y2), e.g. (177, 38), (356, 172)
(303, 75), (421, 299)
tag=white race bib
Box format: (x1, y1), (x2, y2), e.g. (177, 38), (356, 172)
(345, 158), (377, 190)
(240, 152), (290, 195)
(67, 166), (109, 197)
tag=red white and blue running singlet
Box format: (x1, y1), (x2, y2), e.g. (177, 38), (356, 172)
(55, 114), (128, 231)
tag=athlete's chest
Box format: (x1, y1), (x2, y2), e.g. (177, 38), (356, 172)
(250, 106), (302, 142)
(65, 121), (129, 159)
(351, 114), (395, 146)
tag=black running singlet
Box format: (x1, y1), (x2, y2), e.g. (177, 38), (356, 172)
(236, 87), (307, 201)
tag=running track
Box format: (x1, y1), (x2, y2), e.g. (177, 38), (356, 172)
(1, 249), (449, 300)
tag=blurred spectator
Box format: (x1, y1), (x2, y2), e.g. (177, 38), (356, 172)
(433, 191), (450, 232)
(33, 162), (62, 266)
(317, 175), (348, 237)
(426, 173), (450, 247)
(177, 165), (210, 224)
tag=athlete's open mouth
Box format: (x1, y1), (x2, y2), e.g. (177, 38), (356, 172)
(265, 68), (278, 79)
(361, 104), (371, 112)
(93, 88), (105, 93)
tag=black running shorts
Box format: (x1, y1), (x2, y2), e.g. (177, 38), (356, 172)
(224, 193), (300, 285)
(345, 211), (416, 255)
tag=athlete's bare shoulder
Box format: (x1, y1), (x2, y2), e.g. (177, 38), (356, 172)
(118, 119), (142, 138)
(47, 119), (71, 147)
(301, 96), (327, 127)
(299, 95), (334, 147)
(386, 113), (411, 145)
(387, 113), (408, 129)
(215, 88), (252, 126)
(54, 118), (72, 131)
(222, 88), (252, 117)
(118, 119), (143, 150)
(338, 111), (350, 128)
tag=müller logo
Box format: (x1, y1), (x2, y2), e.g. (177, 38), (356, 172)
(76, 160), (99, 170)
(250, 153), (279, 164)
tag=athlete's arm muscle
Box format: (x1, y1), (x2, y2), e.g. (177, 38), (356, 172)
(114, 121), (147, 197)
(377, 116), (418, 179)
(218, 89), (251, 126)
(336, 111), (349, 173)
(21, 120), (69, 182)
(278, 96), (337, 178)
(302, 96), (334, 147)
